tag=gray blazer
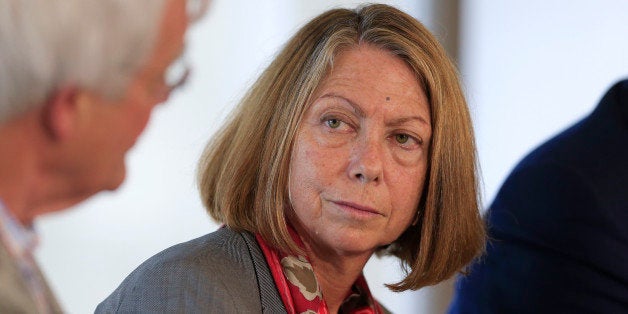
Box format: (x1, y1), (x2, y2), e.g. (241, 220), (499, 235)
(96, 227), (287, 313)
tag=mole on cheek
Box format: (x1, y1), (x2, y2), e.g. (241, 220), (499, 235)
(386, 97), (390, 101)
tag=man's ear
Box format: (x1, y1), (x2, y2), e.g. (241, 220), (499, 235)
(42, 87), (91, 141)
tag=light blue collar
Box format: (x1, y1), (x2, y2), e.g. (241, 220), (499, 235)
(0, 199), (38, 258)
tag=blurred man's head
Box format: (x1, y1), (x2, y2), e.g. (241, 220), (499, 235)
(0, 0), (208, 223)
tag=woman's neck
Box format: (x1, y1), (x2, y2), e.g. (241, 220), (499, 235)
(304, 241), (374, 313)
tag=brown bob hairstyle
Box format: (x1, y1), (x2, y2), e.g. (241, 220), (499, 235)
(198, 4), (485, 291)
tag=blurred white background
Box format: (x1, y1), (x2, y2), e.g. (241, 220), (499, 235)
(34, 0), (627, 313)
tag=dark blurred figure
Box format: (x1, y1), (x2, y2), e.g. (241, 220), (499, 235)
(450, 79), (628, 313)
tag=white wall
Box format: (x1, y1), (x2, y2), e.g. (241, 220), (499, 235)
(34, 0), (628, 313)
(462, 0), (628, 205)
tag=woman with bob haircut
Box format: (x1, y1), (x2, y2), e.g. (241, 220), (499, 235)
(98, 4), (485, 313)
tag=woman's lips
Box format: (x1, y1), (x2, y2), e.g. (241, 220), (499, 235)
(332, 200), (383, 216)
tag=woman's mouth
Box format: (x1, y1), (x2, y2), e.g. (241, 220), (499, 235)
(331, 200), (383, 217)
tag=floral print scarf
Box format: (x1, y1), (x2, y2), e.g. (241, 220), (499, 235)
(255, 228), (384, 314)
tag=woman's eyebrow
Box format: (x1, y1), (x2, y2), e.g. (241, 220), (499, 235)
(318, 93), (365, 117)
(388, 115), (430, 127)
(318, 94), (430, 127)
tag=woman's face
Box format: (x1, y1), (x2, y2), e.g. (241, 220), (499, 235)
(288, 44), (432, 257)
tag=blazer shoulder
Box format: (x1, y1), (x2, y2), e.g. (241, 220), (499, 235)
(96, 228), (264, 313)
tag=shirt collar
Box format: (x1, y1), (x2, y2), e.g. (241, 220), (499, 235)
(0, 199), (39, 257)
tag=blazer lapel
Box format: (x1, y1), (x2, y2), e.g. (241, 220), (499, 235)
(0, 242), (63, 313)
(240, 231), (288, 313)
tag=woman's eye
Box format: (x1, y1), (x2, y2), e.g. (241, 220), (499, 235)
(395, 134), (410, 144)
(326, 118), (342, 129)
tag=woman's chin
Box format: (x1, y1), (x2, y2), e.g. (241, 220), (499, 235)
(311, 232), (383, 258)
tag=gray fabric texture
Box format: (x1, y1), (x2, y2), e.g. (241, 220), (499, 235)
(95, 227), (287, 313)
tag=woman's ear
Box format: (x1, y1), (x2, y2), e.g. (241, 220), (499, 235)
(42, 86), (88, 141)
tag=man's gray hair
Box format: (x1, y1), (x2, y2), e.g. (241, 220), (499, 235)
(0, 0), (203, 123)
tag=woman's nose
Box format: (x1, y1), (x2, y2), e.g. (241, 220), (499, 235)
(348, 137), (384, 184)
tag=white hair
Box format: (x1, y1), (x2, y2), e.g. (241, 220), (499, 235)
(0, 0), (175, 122)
